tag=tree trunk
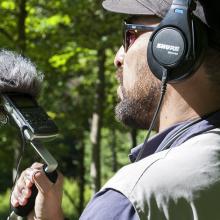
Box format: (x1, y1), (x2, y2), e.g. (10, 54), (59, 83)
(13, 1), (27, 219)
(111, 128), (117, 172)
(78, 138), (85, 215)
(13, 0), (27, 179)
(17, 0), (27, 53)
(90, 49), (106, 193)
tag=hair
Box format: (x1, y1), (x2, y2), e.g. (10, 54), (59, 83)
(203, 46), (220, 87)
(0, 50), (44, 97)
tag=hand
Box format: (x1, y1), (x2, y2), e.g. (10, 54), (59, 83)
(11, 162), (64, 220)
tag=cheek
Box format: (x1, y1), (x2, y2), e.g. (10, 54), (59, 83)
(123, 62), (138, 90)
(123, 34), (150, 91)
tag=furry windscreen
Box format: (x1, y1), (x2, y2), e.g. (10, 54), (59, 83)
(0, 50), (44, 97)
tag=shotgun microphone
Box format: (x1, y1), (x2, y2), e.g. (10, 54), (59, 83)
(0, 50), (43, 97)
(0, 50), (59, 218)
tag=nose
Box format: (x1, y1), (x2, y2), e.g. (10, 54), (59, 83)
(114, 46), (125, 68)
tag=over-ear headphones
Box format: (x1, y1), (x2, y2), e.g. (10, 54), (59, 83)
(147, 0), (208, 82)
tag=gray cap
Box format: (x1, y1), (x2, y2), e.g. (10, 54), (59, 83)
(102, 0), (219, 30)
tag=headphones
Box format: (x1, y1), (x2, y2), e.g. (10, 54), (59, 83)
(147, 0), (208, 82)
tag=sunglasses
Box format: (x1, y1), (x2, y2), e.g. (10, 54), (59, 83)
(123, 21), (158, 52)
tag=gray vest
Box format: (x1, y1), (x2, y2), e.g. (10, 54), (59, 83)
(102, 129), (220, 220)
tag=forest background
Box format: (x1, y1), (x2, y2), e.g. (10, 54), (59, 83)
(0, 0), (147, 219)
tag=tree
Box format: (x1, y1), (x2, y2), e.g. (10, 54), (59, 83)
(0, 0), (137, 218)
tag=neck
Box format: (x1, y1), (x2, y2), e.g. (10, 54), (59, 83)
(158, 68), (220, 131)
(158, 86), (199, 131)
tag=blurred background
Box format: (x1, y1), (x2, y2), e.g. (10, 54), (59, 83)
(0, 0), (146, 219)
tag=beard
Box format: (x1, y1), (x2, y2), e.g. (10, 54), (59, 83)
(115, 66), (161, 130)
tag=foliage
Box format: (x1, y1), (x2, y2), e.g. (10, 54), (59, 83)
(62, 178), (92, 219)
(0, 189), (10, 219)
(0, 0), (146, 219)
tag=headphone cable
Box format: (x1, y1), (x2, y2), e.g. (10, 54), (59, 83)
(135, 68), (168, 162)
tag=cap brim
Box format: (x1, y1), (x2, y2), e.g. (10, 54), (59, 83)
(102, 0), (155, 15)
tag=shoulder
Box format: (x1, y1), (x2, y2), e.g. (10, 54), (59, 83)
(80, 189), (138, 220)
(134, 128), (220, 195)
(104, 128), (220, 192)
(101, 129), (220, 219)
(139, 128), (220, 195)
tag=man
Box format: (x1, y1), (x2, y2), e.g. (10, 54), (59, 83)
(11, 0), (220, 219)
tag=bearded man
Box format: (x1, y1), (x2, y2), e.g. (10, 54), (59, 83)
(11, 0), (220, 219)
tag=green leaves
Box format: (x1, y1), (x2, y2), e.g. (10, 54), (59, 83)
(0, 0), (144, 218)
(1, 0), (15, 10)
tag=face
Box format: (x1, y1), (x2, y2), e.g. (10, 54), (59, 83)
(114, 16), (161, 129)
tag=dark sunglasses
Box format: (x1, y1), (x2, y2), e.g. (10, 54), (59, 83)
(123, 21), (158, 52)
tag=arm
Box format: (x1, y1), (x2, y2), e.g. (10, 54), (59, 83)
(80, 189), (139, 220)
(11, 162), (64, 220)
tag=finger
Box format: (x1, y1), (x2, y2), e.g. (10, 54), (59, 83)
(24, 176), (33, 188)
(13, 180), (24, 199)
(31, 162), (44, 169)
(55, 171), (64, 190)
(11, 193), (19, 207)
(25, 168), (41, 184)
(13, 186), (32, 206)
(15, 169), (33, 194)
(19, 188), (32, 206)
(18, 195), (28, 206)
(11, 167), (36, 207)
(11, 186), (23, 207)
(21, 187), (32, 199)
(18, 168), (34, 187)
(33, 171), (54, 194)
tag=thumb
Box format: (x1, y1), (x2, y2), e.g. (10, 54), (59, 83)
(33, 168), (55, 195)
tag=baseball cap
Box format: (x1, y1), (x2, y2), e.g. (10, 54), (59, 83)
(102, 0), (220, 31)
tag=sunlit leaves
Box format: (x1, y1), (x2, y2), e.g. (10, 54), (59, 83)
(26, 14), (71, 33)
(49, 51), (75, 69)
(1, 0), (15, 10)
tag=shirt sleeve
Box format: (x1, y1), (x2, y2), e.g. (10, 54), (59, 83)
(80, 188), (139, 220)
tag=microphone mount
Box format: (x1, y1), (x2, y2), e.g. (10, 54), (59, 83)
(1, 93), (59, 218)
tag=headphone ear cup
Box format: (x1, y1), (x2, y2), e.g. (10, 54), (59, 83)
(147, 2), (208, 83)
(147, 41), (165, 80)
(190, 16), (208, 73)
(147, 26), (187, 81)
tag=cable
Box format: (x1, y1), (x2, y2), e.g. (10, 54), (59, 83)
(135, 68), (168, 162)
(8, 126), (27, 219)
